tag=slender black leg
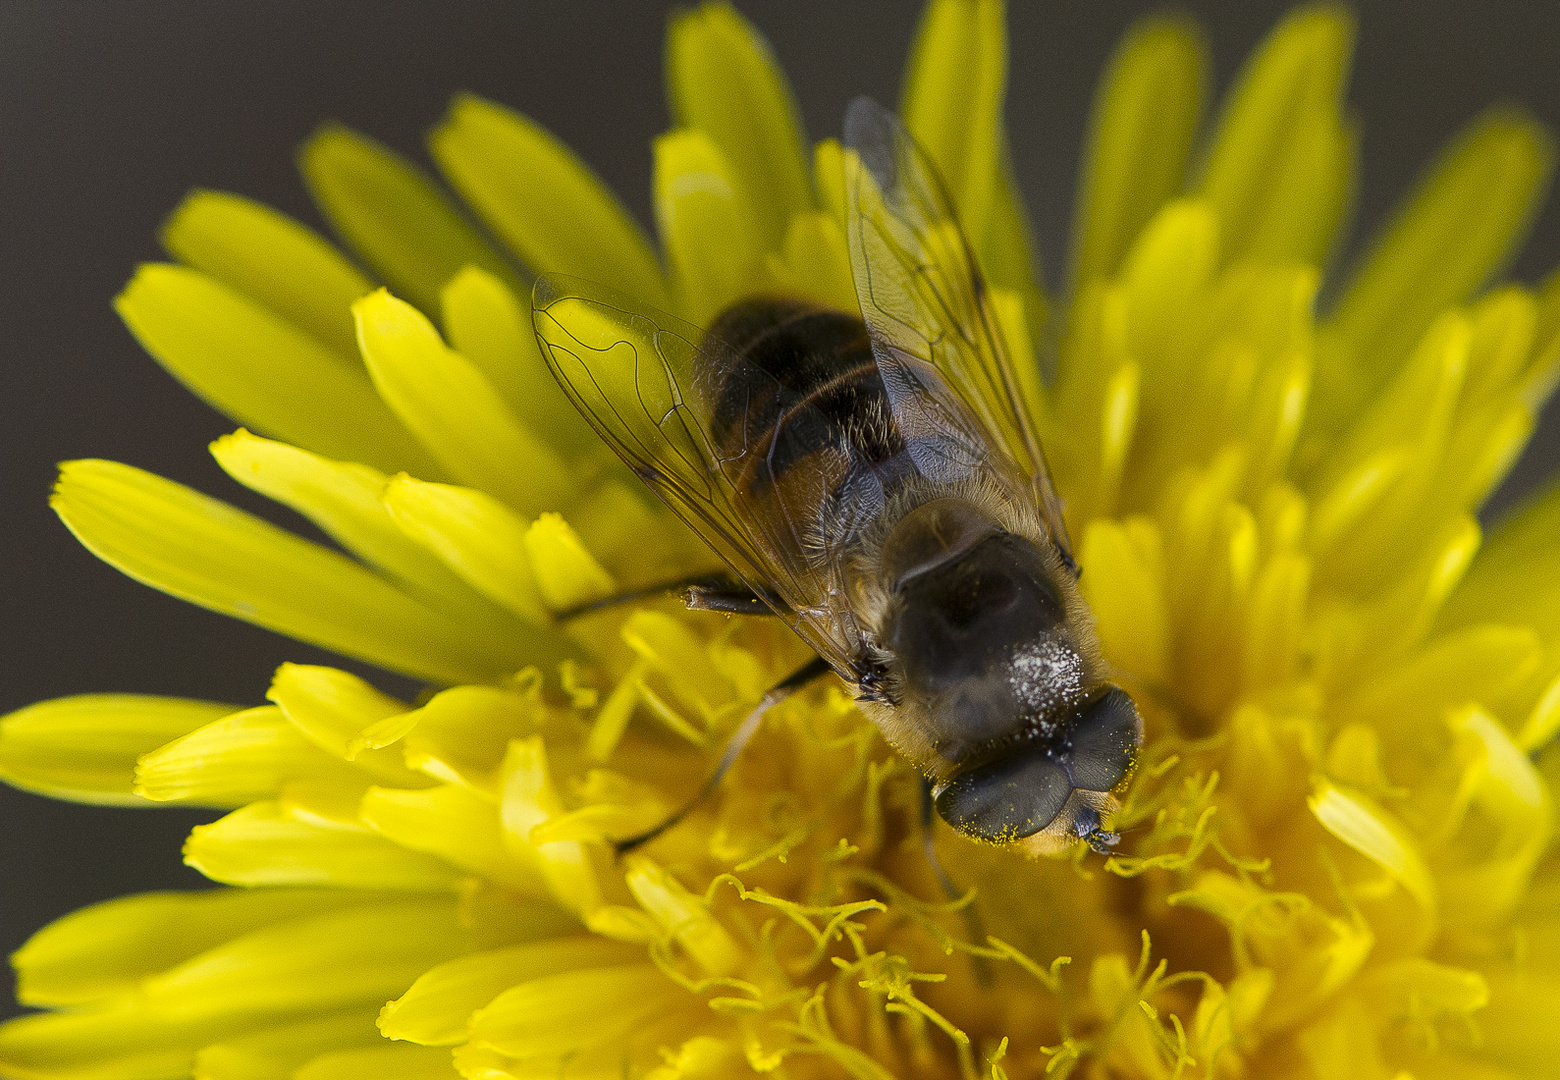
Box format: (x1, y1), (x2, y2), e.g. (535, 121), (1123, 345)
(613, 655), (833, 855)
(920, 777), (993, 984)
(557, 574), (782, 621)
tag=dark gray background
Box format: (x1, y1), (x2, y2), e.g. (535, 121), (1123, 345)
(3, 2), (1559, 1019)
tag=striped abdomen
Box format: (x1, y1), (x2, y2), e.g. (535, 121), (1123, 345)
(700, 298), (909, 558)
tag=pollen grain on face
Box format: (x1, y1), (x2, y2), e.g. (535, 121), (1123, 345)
(4, 2), (1560, 1079)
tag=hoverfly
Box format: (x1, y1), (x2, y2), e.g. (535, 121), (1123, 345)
(532, 98), (1140, 856)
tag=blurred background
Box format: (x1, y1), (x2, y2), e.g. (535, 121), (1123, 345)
(3, 0), (1560, 1019)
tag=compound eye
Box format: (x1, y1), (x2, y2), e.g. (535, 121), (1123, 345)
(1064, 687), (1141, 792)
(933, 750), (1072, 842)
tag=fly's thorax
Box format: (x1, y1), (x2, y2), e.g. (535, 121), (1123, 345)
(877, 509), (1103, 772)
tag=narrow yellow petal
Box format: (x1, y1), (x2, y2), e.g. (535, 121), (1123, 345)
(654, 128), (763, 324)
(1309, 781), (1435, 911)
(382, 475), (550, 626)
(620, 610), (733, 722)
(379, 938), (640, 1046)
(1309, 309), (1470, 509)
(1320, 108), (1555, 425)
(296, 1043), (460, 1080)
(429, 95), (668, 309)
(899, 0), (1005, 246)
(1078, 518), (1168, 685)
(466, 964), (669, 1057)
(666, 2), (812, 251)
(160, 189), (372, 358)
(300, 123), (519, 315)
(0, 694), (231, 807)
(624, 855), (742, 977)
(1332, 624), (1541, 732)
(1440, 473), (1560, 640)
(116, 265), (440, 478)
(1071, 15), (1205, 289)
(266, 665), (424, 784)
(134, 705), (369, 807)
(523, 513), (616, 612)
(211, 430), (524, 634)
(978, 135), (1048, 350)
(500, 737), (603, 916)
(0, 1008), (197, 1080)
(185, 800), (464, 890)
(360, 785), (545, 895)
(1194, 5), (1355, 266)
(13, 888), (370, 1009)
(53, 461), (527, 686)
(440, 267), (600, 456)
(354, 289), (572, 515)
(398, 685), (539, 791)
(763, 211), (856, 313)
(137, 898), (473, 1023)
(193, 1010), (384, 1080)
(1119, 199), (1219, 391)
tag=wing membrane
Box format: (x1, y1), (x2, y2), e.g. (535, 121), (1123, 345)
(532, 275), (867, 673)
(843, 97), (1073, 562)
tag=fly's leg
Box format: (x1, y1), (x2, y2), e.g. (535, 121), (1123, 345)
(920, 776), (993, 985)
(557, 574), (783, 621)
(613, 655), (832, 856)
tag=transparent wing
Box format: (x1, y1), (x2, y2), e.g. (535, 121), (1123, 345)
(843, 96), (1073, 564)
(531, 275), (868, 674)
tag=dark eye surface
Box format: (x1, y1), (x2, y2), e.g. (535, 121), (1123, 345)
(1065, 687), (1140, 791)
(933, 749), (1073, 842)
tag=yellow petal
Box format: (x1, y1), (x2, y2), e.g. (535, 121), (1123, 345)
(354, 289), (572, 514)
(0, 694), (231, 807)
(429, 95), (668, 309)
(979, 132), (1049, 352)
(360, 785), (544, 895)
(1194, 5), (1355, 266)
(1440, 473), (1560, 640)
(300, 123), (519, 315)
(762, 211), (856, 313)
(135, 705), (368, 807)
(54, 461), (527, 687)
(1320, 108), (1555, 427)
(666, 2), (812, 251)
(211, 430), (519, 630)
(13, 888), (370, 1008)
(1078, 517), (1168, 684)
(160, 189), (372, 358)
(135, 898), (472, 1023)
(1332, 623), (1541, 731)
(1309, 780), (1436, 911)
(193, 1009), (384, 1080)
(185, 800), (463, 891)
(466, 964), (669, 1057)
(623, 855), (742, 977)
(620, 610), (733, 723)
(523, 513), (616, 612)
(899, 0), (1005, 247)
(379, 937), (640, 1046)
(265, 665), (422, 781)
(296, 1043), (460, 1080)
(382, 475), (550, 626)
(500, 737), (603, 916)
(0, 1008), (196, 1080)
(653, 128), (762, 324)
(116, 265), (439, 477)
(440, 267), (600, 455)
(1071, 14), (1205, 289)
(399, 685), (539, 791)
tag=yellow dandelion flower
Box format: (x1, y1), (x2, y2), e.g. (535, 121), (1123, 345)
(5, 3), (1560, 1079)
